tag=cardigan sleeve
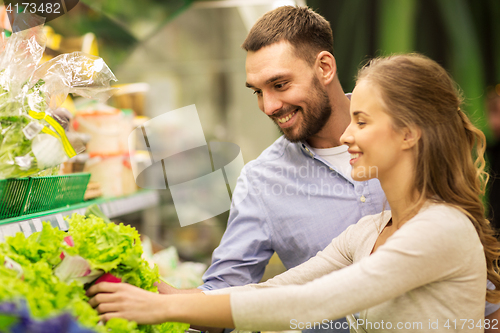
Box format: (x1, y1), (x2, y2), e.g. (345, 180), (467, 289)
(227, 206), (484, 330)
(204, 220), (358, 296)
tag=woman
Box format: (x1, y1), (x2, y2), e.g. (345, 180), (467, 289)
(88, 54), (500, 332)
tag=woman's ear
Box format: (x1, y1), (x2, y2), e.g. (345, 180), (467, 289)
(402, 126), (421, 150)
(316, 51), (336, 85)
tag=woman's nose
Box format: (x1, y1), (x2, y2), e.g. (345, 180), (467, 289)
(340, 125), (354, 145)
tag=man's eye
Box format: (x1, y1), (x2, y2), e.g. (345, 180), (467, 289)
(275, 83), (286, 89)
(253, 90), (262, 95)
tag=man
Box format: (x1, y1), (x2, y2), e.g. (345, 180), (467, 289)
(161, 6), (500, 331)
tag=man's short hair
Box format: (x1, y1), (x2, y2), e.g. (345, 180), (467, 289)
(241, 6), (334, 65)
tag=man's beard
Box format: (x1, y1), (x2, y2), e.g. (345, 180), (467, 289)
(273, 77), (332, 142)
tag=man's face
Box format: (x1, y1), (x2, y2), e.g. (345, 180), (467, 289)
(245, 41), (332, 142)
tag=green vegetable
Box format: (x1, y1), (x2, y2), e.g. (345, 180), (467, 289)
(2, 222), (65, 265)
(105, 318), (141, 333)
(0, 216), (190, 333)
(85, 204), (112, 223)
(0, 242), (100, 325)
(0, 75), (46, 179)
(0, 313), (18, 331)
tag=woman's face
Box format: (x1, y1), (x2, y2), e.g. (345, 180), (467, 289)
(340, 80), (408, 182)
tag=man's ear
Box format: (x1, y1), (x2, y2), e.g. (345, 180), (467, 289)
(402, 126), (421, 150)
(316, 51), (336, 85)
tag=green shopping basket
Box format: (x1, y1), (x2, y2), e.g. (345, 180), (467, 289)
(0, 178), (31, 219)
(0, 173), (91, 219)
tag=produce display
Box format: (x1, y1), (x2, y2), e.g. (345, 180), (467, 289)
(0, 213), (189, 333)
(0, 18), (116, 179)
(0, 14), (191, 333)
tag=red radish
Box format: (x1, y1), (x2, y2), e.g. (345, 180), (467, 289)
(60, 236), (75, 260)
(64, 236), (74, 247)
(94, 272), (122, 284)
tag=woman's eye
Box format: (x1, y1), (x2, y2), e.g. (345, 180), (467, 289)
(357, 121), (366, 126)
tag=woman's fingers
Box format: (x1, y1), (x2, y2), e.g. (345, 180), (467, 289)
(88, 292), (124, 313)
(95, 300), (123, 315)
(100, 312), (123, 323)
(86, 282), (168, 325)
(87, 281), (123, 297)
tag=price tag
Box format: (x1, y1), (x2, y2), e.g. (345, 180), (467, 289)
(32, 218), (43, 231)
(56, 215), (67, 230)
(19, 221), (32, 236)
(2, 224), (20, 237)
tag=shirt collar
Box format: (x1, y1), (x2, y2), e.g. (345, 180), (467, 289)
(299, 141), (316, 159)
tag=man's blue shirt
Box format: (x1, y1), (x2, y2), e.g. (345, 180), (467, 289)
(200, 136), (386, 289)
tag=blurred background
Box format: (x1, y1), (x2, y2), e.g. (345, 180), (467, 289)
(2, 0), (499, 281)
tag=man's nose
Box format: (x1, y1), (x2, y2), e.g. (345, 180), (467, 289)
(262, 92), (283, 116)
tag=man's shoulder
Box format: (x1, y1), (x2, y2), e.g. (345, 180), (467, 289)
(244, 135), (303, 170)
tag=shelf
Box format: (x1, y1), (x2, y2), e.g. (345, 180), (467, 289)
(0, 190), (160, 241)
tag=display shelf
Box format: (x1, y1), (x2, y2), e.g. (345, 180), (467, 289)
(0, 190), (160, 240)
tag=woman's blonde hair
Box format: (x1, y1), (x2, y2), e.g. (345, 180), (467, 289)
(357, 53), (500, 303)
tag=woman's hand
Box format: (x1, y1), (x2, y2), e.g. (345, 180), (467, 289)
(88, 282), (233, 328)
(87, 282), (168, 324)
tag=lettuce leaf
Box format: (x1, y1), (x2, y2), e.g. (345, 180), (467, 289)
(0, 301), (97, 333)
(2, 222), (65, 266)
(65, 214), (143, 273)
(0, 215), (189, 333)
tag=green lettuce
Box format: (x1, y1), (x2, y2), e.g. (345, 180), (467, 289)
(65, 214), (143, 274)
(0, 243), (100, 326)
(0, 216), (189, 333)
(0, 78), (47, 179)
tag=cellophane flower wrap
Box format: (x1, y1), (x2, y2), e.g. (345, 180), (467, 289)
(0, 19), (116, 179)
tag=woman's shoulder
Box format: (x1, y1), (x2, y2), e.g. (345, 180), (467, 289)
(406, 202), (479, 243)
(357, 210), (392, 225)
(415, 202), (472, 227)
(352, 210), (392, 234)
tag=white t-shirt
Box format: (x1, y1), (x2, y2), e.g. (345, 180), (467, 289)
(311, 145), (353, 181)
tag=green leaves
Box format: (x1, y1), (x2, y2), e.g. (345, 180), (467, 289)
(0, 215), (189, 333)
(65, 214), (143, 273)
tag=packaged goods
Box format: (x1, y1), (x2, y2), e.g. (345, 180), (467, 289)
(73, 105), (128, 154)
(141, 239), (207, 290)
(112, 83), (149, 116)
(84, 153), (137, 197)
(0, 22), (116, 179)
(73, 103), (136, 197)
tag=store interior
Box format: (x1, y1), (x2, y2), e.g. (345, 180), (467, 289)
(0, 0), (500, 331)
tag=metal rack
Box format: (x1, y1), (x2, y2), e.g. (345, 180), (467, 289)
(0, 190), (160, 241)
